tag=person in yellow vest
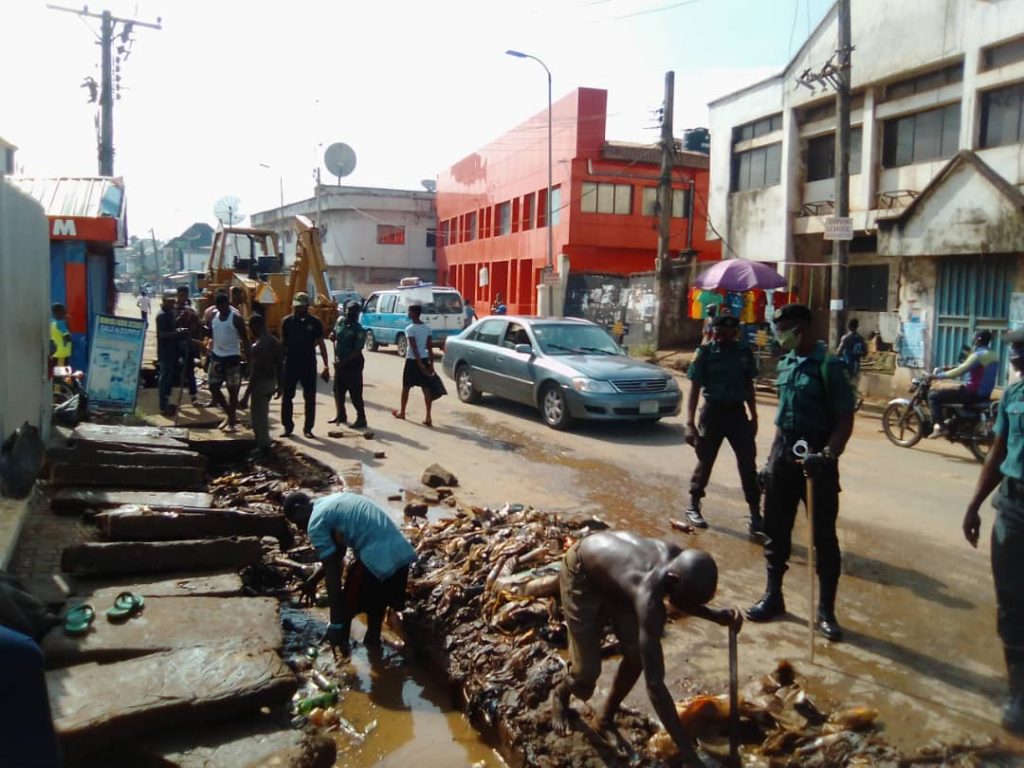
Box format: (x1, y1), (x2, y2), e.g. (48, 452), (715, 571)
(50, 303), (72, 368)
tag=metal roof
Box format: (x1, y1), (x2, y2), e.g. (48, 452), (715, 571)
(7, 176), (125, 219)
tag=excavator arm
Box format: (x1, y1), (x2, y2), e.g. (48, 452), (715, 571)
(290, 215), (338, 331)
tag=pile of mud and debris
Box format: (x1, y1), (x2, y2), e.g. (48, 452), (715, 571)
(391, 502), (1019, 768)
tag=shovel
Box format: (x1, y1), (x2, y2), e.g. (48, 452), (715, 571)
(728, 621), (739, 766)
(792, 439), (816, 663)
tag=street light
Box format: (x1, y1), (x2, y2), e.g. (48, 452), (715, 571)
(506, 49), (553, 279)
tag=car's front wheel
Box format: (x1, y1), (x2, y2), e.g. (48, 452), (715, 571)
(364, 330), (379, 352)
(456, 364), (481, 404)
(540, 383), (573, 430)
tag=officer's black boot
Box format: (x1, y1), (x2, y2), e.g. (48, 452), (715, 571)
(748, 503), (764, 538)
(746, 571), (785, 622)
(1003, 648), (1024, 735)
(817, 576), (843, 642)
(685, 497), (708, 529)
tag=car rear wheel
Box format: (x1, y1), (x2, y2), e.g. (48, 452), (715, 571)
(364, 330), (379, 352)
(540, 383), (573, 430)
(395, 334), (407, 358)
(455, 364), (481, 404)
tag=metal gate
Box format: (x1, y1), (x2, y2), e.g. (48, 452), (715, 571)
(934, 255), (1015, 385)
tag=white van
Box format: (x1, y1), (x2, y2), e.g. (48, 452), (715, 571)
(360, 278), (465, 355)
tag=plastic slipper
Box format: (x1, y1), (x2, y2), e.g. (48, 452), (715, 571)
(105, 591), (145, 622)
(64, 603), (95, 636)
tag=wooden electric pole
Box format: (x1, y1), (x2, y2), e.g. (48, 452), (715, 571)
(47, 4), (161, 176)
(831, 0), (852, 350)
(654, 70), (675, 351)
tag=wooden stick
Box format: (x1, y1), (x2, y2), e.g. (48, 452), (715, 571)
(728, 623), (739, 766)
(805, 473), (816, 663)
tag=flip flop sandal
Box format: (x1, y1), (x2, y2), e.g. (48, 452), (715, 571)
(64, 603), (95, 636)
(105, 591), (145, 622)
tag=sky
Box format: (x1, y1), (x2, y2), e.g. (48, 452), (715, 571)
(2, 0), (833, 240)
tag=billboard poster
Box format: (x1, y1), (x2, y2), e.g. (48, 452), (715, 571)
(86, 314), (146, 414)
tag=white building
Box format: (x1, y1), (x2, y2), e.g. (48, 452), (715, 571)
(251, 185), (437, 297)
(708, 0), (1024, 394)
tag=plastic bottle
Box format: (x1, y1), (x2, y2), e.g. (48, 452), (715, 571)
(296, 691), (338, 715)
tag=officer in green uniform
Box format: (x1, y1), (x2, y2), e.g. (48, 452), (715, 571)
(685, 313), (762, 536)
(963, 328), (1024, 735)
(746, 304), (855, 641)
(329, 301), (368, 429)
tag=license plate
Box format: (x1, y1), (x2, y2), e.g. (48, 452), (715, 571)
(639, 400), (659, 415)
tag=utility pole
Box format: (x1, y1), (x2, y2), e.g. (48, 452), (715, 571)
(654, 71), (675, 351)
(795, 0), (853, 349)
(47, 4), (161, 176)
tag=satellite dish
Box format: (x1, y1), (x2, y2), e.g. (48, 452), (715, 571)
(323, 143), (357, 183)
(213, 195), (244, 227)
(420, 179), (437, 193)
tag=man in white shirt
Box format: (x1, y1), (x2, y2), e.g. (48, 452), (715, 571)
(391, 303), (435, 426)
(206, 293), (248, 431)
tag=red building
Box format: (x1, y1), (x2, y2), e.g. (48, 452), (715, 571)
(436, 87), (720, 316)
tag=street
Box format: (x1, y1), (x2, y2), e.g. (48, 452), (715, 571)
(206, 339), (1013, 751)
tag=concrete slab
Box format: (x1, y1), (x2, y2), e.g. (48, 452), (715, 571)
(41, 595), (281, 667)
(93, 507), (288, 541)
(50, 462), (207, 490)
(61, 537), (264, 576)
(72, 572), (244, 602)
(146, 722), (336, 768)
(187, 429), (257, 460)
(48, 644), (297, 760)
(50, 489), (215, 516)
(72, 423), (190, 447)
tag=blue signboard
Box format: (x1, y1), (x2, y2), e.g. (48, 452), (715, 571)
(86, 314), (146, 414)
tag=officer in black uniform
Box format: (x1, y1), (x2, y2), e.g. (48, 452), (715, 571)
(963, 328), (1024, 735)
(746, 304), (856, 641)
(685, 313), (762, 536)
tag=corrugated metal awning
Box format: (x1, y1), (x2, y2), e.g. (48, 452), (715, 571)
(8, 176), (127, 245)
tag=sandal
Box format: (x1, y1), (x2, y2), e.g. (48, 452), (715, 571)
(105, 591), (145, 623)
(64, 603), (95, 636)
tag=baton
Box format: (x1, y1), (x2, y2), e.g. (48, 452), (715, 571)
(728, 622), (739, 766)
(792, 439), (816, 662)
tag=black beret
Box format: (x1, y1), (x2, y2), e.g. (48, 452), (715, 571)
(712, 313), (739, 328)
(773, 303), (812, 324)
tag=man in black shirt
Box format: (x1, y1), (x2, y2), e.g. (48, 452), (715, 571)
(155, 290), (185, 417)
(280, 292), (330, 438)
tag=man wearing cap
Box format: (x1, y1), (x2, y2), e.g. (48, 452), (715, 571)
(684, 312), (762, 536)
(207, 292), (248, 431)
(746, 304), (855, 642)
(330, 301), (368, 429)
(927, 329), (999, 439)
(963, 328), (1024, 735)
(156, 290), (187, 417)
(280, 292), (330, 438)
(282, 491), (415, 654)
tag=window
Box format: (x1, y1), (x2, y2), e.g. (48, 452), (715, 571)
(733, 113), (783, 143)
(503, 322), (529, 349)
(426, 228), (437, 247)
(732, 143), (782, 191)
(376, 225), (405, 245)
(497, 202), (511, 235)
(847, 265), (889, 311)
(981, 83), (1024, 148)
(884, 63), (962, 101)
(380, 294), (397, 313)
(522, 193), (535, 230)
(800, 101), (836, 124)
(882, 104), (960, 167)
(806, 128), (863, 181)
(581, 182), (632, 214)
(550, 186), (561, 225)
(537, 188), (548, 227)
(984, 37), (1024, 71)
(641, 187), (690, 217)
(364, 294), (379, 313)
(469, 318), (504, 346)
(466, 211), (476, 241)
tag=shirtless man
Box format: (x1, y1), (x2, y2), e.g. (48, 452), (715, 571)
(550, 532), (741, 766)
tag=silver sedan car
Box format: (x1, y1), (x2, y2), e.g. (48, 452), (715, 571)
(441, 316), (681, 430)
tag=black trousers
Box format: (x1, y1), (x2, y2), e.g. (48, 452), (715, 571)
(689, 402), (760, 510)
(334, 357), (366, 421)
(281, 367), (316, 433)
(762, 434), (841, 591)
(928, 385), (987, 426)
(993, 479), (1024, 652)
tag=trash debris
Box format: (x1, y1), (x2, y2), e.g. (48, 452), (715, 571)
(421, 463), (458, 488)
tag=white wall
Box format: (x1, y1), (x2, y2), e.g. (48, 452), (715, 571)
(0, 181), (51, 441)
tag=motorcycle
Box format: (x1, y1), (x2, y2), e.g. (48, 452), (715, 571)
(881, 373), (995, 462)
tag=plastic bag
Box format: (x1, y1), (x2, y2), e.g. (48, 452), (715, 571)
(53, 393), (86, 427)
(0, 422), (45, 498)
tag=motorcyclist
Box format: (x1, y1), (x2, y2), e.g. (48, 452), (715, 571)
(927, 329), (998, 438)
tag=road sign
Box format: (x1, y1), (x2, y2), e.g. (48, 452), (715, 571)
(540, 268), (559, 286)
(823, 216), (853, 241)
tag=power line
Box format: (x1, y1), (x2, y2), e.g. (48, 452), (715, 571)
(599, 0), (700, 22)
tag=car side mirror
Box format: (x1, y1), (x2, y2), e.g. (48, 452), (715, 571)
(514, 343), (534, 356)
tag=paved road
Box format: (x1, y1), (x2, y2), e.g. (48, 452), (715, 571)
(122, 288), (1016, 750)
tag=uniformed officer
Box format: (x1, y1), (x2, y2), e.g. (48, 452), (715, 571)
(962, 328), (1024, 735)
(684, 313), (762, 536)
(746, 304), (856, 642)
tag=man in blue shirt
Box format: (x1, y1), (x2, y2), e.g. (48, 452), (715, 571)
(963, 328), (1024, 736)
(928, 329), (999, 438)
(282, 491), (415, 653)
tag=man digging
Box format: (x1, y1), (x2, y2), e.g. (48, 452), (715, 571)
(550, 531), (742, 766)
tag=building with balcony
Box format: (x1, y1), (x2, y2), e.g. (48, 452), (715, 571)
(436, 87), (719, 345)
(708, 0), (1024, 392)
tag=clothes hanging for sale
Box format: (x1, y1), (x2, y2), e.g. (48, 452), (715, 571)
(696, 290), (725, 319)
(724, 291), (745, 318)
(688, 287), (703, 320)
(741, 291), (765, 324)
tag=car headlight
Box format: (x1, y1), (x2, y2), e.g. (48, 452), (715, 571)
(571, 377), (615, 393)
(665, 376), (680, 391)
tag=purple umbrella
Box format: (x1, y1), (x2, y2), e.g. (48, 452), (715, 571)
(694, 259), (786, 291)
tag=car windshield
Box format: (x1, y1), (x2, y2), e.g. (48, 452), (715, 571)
(532, 324), (621, 356)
